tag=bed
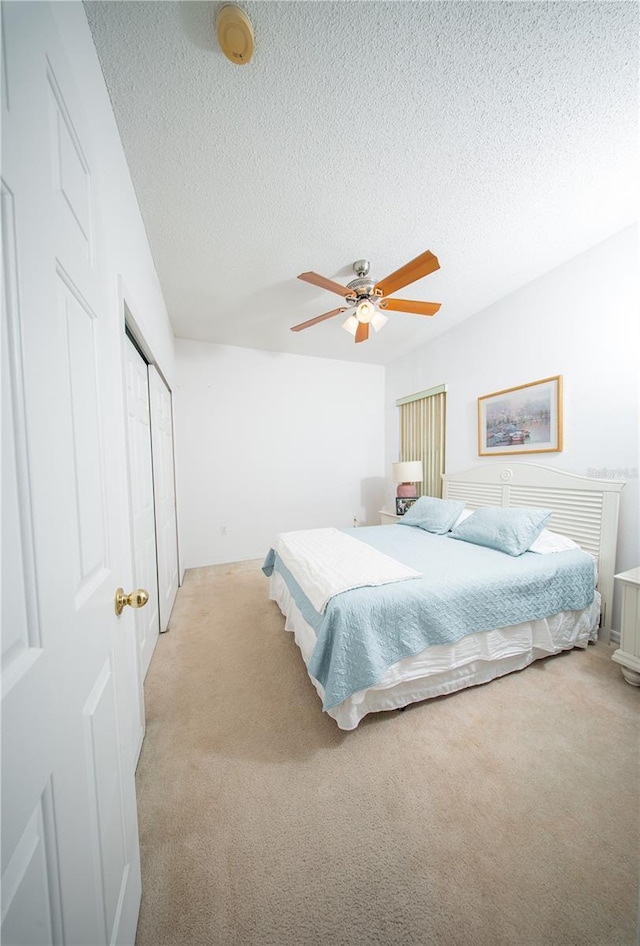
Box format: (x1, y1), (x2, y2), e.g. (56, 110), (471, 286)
(264, 463), (624, 730)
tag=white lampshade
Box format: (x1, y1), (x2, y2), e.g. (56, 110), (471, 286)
(391, 460), (423, 483)
(342, 313), (359, 336)
(371, 311), (389, 332)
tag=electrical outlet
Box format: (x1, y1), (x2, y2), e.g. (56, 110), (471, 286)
(220, 525), (227, 535)
(353, 517), (358, 528)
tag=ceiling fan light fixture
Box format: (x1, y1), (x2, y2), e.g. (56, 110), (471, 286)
(356, 299), (374, 323)
(342, 313), (359, 336)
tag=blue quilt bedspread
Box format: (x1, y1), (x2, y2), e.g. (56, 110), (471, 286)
(262, 525), (596, 710)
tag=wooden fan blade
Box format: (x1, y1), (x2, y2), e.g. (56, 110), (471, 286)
(355, 321), (369, 343)
(290, 307), (347, 332)
(379, 298), (441, 316)
(298, 271), (354, 298)
(374, 250), (440, 297)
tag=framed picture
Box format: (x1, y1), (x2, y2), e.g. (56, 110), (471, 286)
(396, 496), (418, 516)
(478, 376), (563, 456)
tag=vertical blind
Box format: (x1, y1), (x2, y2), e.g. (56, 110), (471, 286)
(397, 384), (447, 498)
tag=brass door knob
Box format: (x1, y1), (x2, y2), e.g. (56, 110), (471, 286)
(114, 587), (149, 616)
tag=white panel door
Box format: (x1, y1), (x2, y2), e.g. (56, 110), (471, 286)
(125, 337), (160, 678)
(1, 5), (141, 944)
(149, 366), (179, 632)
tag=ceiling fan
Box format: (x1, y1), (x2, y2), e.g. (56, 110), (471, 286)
(291, 249), (441, 343)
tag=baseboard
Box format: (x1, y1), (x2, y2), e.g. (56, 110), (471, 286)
(609, 627), (620, 646)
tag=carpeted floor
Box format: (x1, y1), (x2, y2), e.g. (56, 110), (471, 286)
(134, 561), (639, 946)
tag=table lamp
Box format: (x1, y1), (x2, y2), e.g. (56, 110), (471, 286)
(392, 461), (423, 498)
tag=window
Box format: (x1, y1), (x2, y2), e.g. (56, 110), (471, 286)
(397, 384), (447, 498)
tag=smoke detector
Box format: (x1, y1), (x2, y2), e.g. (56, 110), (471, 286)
(216, 4), (254, 65)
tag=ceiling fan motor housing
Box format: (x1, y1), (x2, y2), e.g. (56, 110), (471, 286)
(346, 276), (376, 298)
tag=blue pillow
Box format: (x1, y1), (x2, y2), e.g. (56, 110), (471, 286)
(398, 496), (465, 535)
(449, 507), (552, 556)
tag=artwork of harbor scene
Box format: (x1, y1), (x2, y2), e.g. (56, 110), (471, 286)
(478, 376), (562, 456)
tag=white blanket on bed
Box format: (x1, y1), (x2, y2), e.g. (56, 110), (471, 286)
(274, 528), (421, 614)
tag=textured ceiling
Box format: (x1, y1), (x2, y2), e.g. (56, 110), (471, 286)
(85, 1), (638, 366)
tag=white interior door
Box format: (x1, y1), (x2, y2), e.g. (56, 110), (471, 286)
(149, 366), (179, 632)
(1, 5), (142, 943)
(125, 336), (160, 678)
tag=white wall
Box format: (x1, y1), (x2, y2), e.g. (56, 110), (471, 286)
(386, 225), (639, 613)
(53, 3), (175, 384)
(174, 340), (386, 568)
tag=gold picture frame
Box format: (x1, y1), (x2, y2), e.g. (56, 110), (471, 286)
(478, 376), (563, 457)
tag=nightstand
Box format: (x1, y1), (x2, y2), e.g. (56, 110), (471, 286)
(379, 510), (401, 525)
(612, 567), (640, 686)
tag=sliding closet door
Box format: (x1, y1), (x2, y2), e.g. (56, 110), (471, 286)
(149, 366), (179, 632)
(125, 336), (160, 678)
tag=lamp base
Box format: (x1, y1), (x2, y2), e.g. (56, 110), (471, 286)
(397, 483), (417, 499)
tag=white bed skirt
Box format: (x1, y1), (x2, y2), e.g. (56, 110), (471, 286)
(269, 570), (600, 730)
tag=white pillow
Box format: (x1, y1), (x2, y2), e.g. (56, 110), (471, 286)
(528, 528), (580, 554)
(452, 508), (474, 528)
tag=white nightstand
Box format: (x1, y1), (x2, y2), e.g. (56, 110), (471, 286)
(612, 567), (640, 686)
(378, 510), (401, 525)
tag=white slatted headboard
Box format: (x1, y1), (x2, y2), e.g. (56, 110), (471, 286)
(442, 463), (625, 642)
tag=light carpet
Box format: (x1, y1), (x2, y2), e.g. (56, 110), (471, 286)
(135, 561), (639, 946)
